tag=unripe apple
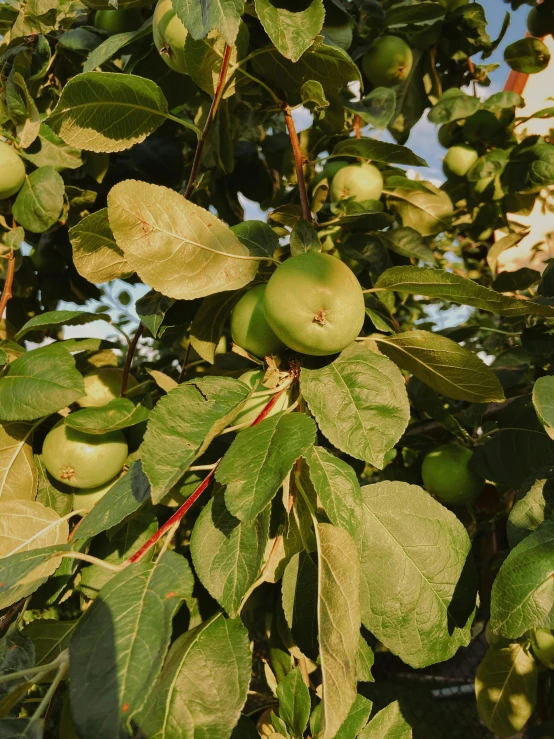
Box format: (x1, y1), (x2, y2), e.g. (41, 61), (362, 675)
(330, 163), (383, 204)
(152, 0), (188, 74)
(422, 443), (484, 505)
(532, 628), (554, 668)
(77, 367), (138, 408)
(362, 36), (413, 88)
(94, 9), (142, 33)
(0, 142), (26, 200)
(230, 284), (286, 358)
(443, 145), (479, 178)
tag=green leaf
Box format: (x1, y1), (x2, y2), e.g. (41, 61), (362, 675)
(331, 137), (428, 167)
(282, 551), (318, 661)
(135, 291), (175, 339)
(21, 619), (76, 681)
(375, 266), (554, 317)
(21, 123), (83, 170)
(172, 0), (243, 45)
(336, 694), (373, 738)
(0, 422), (37, 501)
(304, 445), (362, 537)
(0, 500), (69, 610)
(379, 226), (435, 264)
(344, 88), (397, 130)
(137, 612), (251, 736)
(504, 37), (551, 74)
(0, 344), (85, 422)
(15, 310), (111, 341)
(276, 667), (311, 737)
(387, 2), (444, 24)
(107, 180), (258, 300)
(255, 0), (324, 62)
(475, 644), (538, 737)
(428, 89), (481, 124)
(143, 377), (250, 503)
(35, 454), (73, 516)
(533, 376), (554, 440)
(217, 412), (317, 523)
(12, 166), (64, 233)
(190, 489), (269, 617)
(83, 18), (153, 73)
(252, 42), (361, 93)
(231, 221), (279, 258)
(316, 523), (360, 739)
(64, 398), (150, 434)
(507, 471), (554, 548)
(0, 546), (70, 609)
(300, 343), (410, 468)
(290, 218), (320, 255)
(69, 208), (131, 284)
(386, 184), (453, 237)
(502, 140), (554, 195)
(0, 718), (44, 737)
(190, 291), (240, 363)
(356, 634), (374, 683)
(184, 24), (249, 99)
(490, 521), (554, 638)
(76, 461), (151, 539)
(472, 429), (554, 489)
(47, 72), (169, 153)
(359, 701), (412, 739)
(374, 331), (505, 403)
(69, 551), (193, 736)
(358, 481), (476, 668)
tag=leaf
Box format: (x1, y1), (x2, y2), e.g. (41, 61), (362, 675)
(428, 89), (481, 124)
(185, 25), (249, 99)
(190, 489), (269, 617)
(344, 88), (396, 130)
(21, 123), (82, 171)
(47, 72), (169, 153)
(472, 429), (554, 489)
(334, 695), (373, 738)
(475, 644), (538, 737)
(533, 376), (554, 440)
(76, 461), (151, 539)
(300, 343), (410, 468)
(190, 291), (241, 363)
(69, 208), (131, 284)
(137, 612), (251, 737)
(0, 422), (37, 501)
(356, 634), (374, 683)
(143, 377), (250, 503)
(15, 310), (111, 341)
(359, 701), (412, 739)
(35, 455), (73, 516)
(490, 521), (554, 639)
(282, 551), (318, 661)
(12, 166), (64, 233)
(504, 37), (550, 74)
(0, 718), (44, 737)
(387, 2), (444, 24)
(172, 0), (244, 45)
(135, 291), (175, 339)
(255, 0), (324, 62)
(64, 398), (150, 434)
(83, 18), (154, 73)
(0, 344), (85, 422)
(290, 219), (320, 255)
(331, 137), (428, 167)
(231, 221), (279, 258)
(276, 667), (311, 737)
(316, 523), (360, 739)
(146, 369), (178, 393)
(21, 619), (76, 681)
(0, 501), (69, 609)
(358, 481), (477, 668)
(218, 413), (316, 523)
(379, 226), (435, 264)
(107, 180), (258, 300)
(252, 42), (361, 93)
(386, 185), (453, 237)
(375, 266), (554, 318)
(304, 445), (362, 537)
(69, 551), (193, 737)
(507, 471), (554, 548)
(374, 331), (505, 403)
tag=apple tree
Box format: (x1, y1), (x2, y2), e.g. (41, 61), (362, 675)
(0, 0), (553, 736)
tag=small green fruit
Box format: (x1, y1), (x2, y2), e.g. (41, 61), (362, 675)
(234, 369), (290, 426)
(532, 628), (554, 669)
(527, 4), (554, 37)
(72, 475), (120, 511)
(421, 443), (484, 505)
(94, 9), (142, 33)
(330, 163), (383, 204)
(443, 145), (479, 177)
(152, 0), (188, 73)
(438, 122), (463, 149)
(362, 36), (413, 88)
(230, 284), (286, 358)
(77, 367), (138, 408)
(471, 175), (504, 202)
(263, 252), (365, 356)
(42, 423), (128, 489)
(0, 142), (26, 200)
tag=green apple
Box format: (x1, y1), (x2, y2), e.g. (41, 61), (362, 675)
(421, 443), (484, 504)
(230, 284), (286, 358)
(532, 628), (554, 668)
(152, 0), (188, 74)
(330, 163), (383, 204)
(443, 145), (479, 177)
(72, 475), (121, 511)
(94, 9), (142, 33)
(0, 142), (26, 200)
(234, 369), (291, 426)
(362, 36), (413, 88)
(77, 367), (138, 408)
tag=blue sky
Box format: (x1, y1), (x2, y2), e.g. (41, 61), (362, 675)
(58, 0), (529, 342)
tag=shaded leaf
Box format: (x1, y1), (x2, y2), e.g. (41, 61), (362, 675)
(276, 667), (310, 737)
(255, 0), (324, 62)
(504, 37), (550, 74)
(69, 208), (131, 284)
(331, 137), (427, 167)
(533, 376), (554, 440)
(12, 166), (64, 233)
(15, 310), (110, 341)
(507, 470), (554, 548)
(190, 291), (241, 364)
(64, 398), (150, 434)
(282, 551), (318, 661)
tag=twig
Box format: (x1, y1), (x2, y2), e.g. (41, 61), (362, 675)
(467, 57), (477, 97)
(121, 322), (144, 397)
(283, 104), (312, 223)
(183, 44), (233, 200)
(0, 250), (16, 321)
(178, 342), (192, 383)
(353, 114), (362, 139)
(0, 599), (25, 640)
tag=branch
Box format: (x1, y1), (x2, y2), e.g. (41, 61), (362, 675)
(353, 114), (362, 139)
(121, 322), (144, 397)
(283, 104), (312, 223)
(0, 250), (16, 321)
(183, 43), (233, 200)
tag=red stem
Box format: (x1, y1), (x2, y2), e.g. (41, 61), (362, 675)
(283, 104), (312, 223)
(0, 250), (16, 321)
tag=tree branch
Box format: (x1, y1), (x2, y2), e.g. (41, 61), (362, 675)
(283, 104), (312, 223)
(121, 322), (144, 397)
(183, 43), (233, 200)
(0, 250), (16, 321)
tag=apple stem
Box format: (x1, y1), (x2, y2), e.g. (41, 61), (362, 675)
(283, 103), (312, 223)
(0, 249), (16, 321)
